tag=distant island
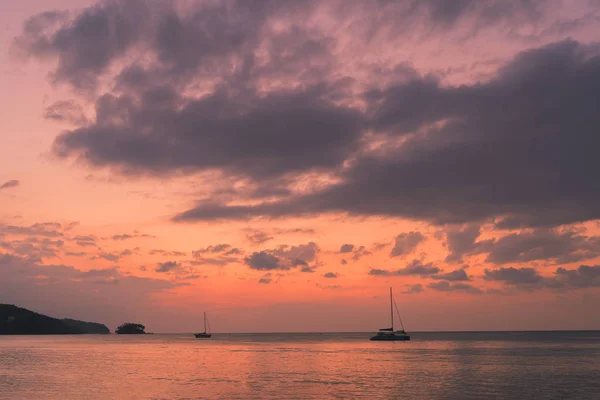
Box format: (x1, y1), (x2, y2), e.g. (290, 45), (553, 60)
(0, 304), (110, 335)
(115, 322), (146, 334)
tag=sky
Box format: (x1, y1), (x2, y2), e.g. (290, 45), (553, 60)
(1, 0), (600, 333)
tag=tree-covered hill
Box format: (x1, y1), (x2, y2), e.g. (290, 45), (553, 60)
(0, 304), (110, 335)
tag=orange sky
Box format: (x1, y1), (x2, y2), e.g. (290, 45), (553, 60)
(1, 0), (600, 332)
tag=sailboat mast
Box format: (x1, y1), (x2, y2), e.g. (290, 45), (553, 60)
(204, 312), (207, 332)
(390, 287), (394, 331)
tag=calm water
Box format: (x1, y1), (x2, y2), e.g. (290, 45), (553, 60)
(1, 331), (599, 399)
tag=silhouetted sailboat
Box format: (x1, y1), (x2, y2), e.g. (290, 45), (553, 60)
(194, 312), (211, 338)
(370, 287), (410, 341)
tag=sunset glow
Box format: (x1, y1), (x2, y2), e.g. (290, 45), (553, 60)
(2, 0), (600, 333)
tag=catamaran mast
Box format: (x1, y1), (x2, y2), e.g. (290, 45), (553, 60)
(390, 287), (394, 331)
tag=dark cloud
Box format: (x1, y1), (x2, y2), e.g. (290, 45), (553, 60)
(73, 235), (96, 242)
(300, 266), (316, 273)
(549, 265), (600, 289)
(175, 40), (600, 229)
(485, 228), (600, 265)
(395, 0), (547, 27)
(79, 267), (119, 278)
(323, 272), (339, 279)
(484, 265), (600, 290)
(65, 251), (86, 257)
(292, 259), (309, 267)
(44, 100), (88, 125)
(54, 87), (363, 183)
(76, 240), (97, 247)
(352, 246), (372, 261)
(0, 237), (64, 261)
(0, 180), (20, 190)
(193, 244), (233, 256)
(16, 1), (598, 231)
(111, 232), (154, 241)
(341, 259), (348, 265)
(150, 249), (187, 257)
(243, 242), (319, 271)
(402, 283), (424, 294)
(244, 251), (285, 271)
(1, 222), (63, 238)
(98, 249), (131, 262)
(316, 283), (342, 290)
(433, 268), (471, 281)
(155, 261), (179, 273)
(483, 267), (544, 285)
(390, 231), (426, 257)
(444, 225), (493, 263)
(258, 278), (272, 284)
(246, 230), (274, 246)
(190, 244), (240, 266)
(340, 244), (354, 253)
(427, 281), (483, 295)
(14, 0), (151, 89)
(368, 259), (441, 277)
(189, 256), (238, 267)
(272, 242), (319, 263)
(273, 228), (316, 235)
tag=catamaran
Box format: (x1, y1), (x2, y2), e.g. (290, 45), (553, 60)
(370, 287), (410, 341)
(194, 312), (211, 338)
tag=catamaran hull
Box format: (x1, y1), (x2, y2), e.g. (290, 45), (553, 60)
(370, 335), (410, 341)
(194, 333), (211, 338)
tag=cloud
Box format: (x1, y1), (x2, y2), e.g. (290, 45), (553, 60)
(192, 244), (234, 256)
(485, 228), (600, 265)
(111, 232), (154, 240)
(483, 267), (544, 285)
(427, 281), (483, 294)
(189, 244), (241, 266)
(79, 267), (119, 278)
(244, 252), (285, 271)
(368, 259), (441, 277)
(300, 266), (316, 273)
(0, 237), (64, 261)
(323, 272), (338, 279)
(433, 268), (471, 281)
(173, 40), (600, 229)
(340, 244), (354, 253)
(273, 228), (316, 235)
(444, 224), (493, 263)
(484, 265), (600, 291)
(390, 231), (426, 257)
(258, 278), (272, 284)
(189, 256), (238, 267)
(1, 222), (64, 238)
(43, 100), (87, 125)
(549, 265), (600, 289)
(98, 249), (131, 262)
(150, 249), (187, 257)
(65, 251), (86, 257)
(352, 246), (372, 261)
(243, 242), (319, 271)
(155, 261), (179, 273)
(245, 230), (274, 246)
(0, 252), (185, 329)
(272, 242), (319, 263)
(0, 180), (20, 190)
(402, 284), (424, 294)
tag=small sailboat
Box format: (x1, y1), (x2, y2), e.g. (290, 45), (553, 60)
(194, 312), (211, 338)
(370, 287), (410, 341)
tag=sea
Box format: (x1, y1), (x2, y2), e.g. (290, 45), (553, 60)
(1, 331), (599, 399)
